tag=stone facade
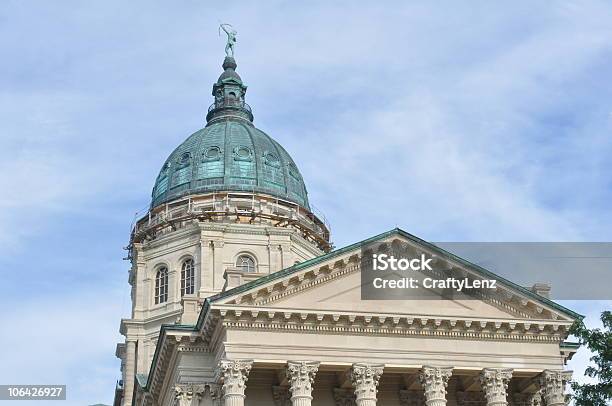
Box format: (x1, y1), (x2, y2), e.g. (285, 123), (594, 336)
(118, 215), (324, 406)
(116, 230), (577, 406)
(114, 48), (577, 406)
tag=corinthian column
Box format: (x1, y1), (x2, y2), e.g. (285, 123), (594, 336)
(480, 368), (513, 406)
(418, 366), (453, 406)
(217, 359), (253, 406)
(287, 361), (320, 406)
(350, 363), (384, 406)
(539, 370), (571, 406)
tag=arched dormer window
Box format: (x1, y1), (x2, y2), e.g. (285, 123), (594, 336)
(155, 266), (168, 304)
(181, 258), (195, 296)
(236, 254), (256, 273)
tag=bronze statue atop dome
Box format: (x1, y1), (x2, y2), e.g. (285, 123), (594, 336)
(219, 23), (237, 57)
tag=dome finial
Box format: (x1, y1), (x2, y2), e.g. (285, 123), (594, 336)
(219, 23), (237, 58)
(206, 25), (253, 124)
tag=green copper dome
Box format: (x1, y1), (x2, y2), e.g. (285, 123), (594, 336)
(151, 57), (310, 209)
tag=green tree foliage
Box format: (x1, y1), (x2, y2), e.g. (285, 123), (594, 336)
(569, 311), (612, 405)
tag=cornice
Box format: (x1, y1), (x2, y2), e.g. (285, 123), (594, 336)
(120, 310), (183, 335)
(198, 222), (296, 237)
(209, 307), (568, 344)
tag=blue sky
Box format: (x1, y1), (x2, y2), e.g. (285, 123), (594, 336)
(0, 1), (611, 404)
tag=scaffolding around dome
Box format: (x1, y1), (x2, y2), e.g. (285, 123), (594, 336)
(132, 191), (332, 252)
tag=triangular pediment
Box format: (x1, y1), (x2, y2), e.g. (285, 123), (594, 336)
(210, 229), (580, 330)
(248, 271), (539, 320)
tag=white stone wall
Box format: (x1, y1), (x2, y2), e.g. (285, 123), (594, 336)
(120, 218), (324, 400)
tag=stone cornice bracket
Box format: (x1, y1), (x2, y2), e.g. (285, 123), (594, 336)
(418, 366), (453, 406)
(350, 363), (384, 406)
(539, 370), (571, 406)
(217, 359), (253, 406)
(287, 361), (320, 406)
(480, 368), (513, 406)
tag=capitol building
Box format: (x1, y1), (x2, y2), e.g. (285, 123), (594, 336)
(114, 39), (579, 406)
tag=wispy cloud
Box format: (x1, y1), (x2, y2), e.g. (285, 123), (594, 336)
(1, 1), (611, 404)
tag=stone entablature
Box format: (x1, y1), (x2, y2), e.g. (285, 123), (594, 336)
(212, 306), (570, 343)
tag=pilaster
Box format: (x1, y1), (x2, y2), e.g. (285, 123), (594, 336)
(333, 388), (355, 406)
(350, 363), (384, 406)
(480, 368), (512, 406)
(399, 389), (425, 406)
(175, 383), (208, 406)
(272, 386), (291, 406)
(122, 339), (137, 406)
(418, 366), (453, 406)
(211, 240), (225, 291)
(456, 391), (486, 406)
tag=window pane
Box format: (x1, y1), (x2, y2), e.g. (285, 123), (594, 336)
(156, 267), (168, 304)
(181, 259), (195, 296)
(236, 255), (255, 272)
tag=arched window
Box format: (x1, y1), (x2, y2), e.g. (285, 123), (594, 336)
(236, 255), (256, 273)
(181, 258), (195, 296)
(155, 267), (168, 304)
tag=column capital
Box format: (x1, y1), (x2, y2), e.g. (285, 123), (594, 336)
(480, 368), (513, 406)
(418, 366), (453, 406)
(539, 370), (571, 406)
(350, 363), (384, 405)
(216, 359), (253, 400)
(287, 361), (320, 402)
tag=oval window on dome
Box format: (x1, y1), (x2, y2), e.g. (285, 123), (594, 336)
(178, 152), (191, 166)
(204, 146), (221, 160)
(263, 152), (281, 168)
(198, 146), (224, 179)
(237, 147), (249, 157)
(233, 146), (252, 161)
